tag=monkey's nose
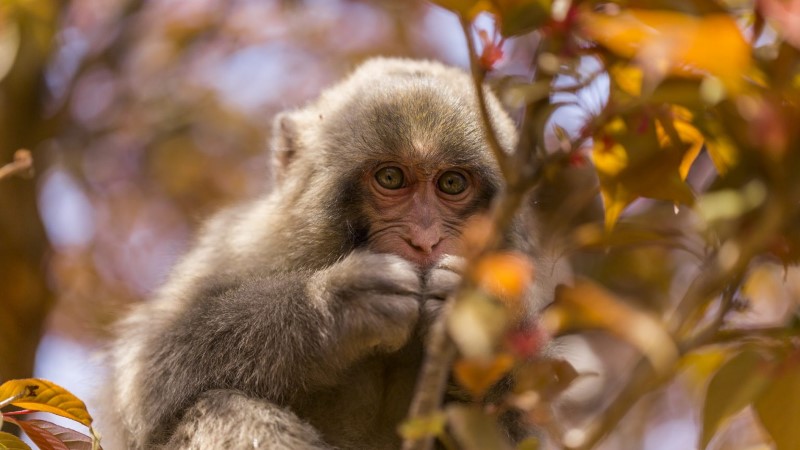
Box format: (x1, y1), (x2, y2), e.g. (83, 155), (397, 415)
(407, 229), (442, 254)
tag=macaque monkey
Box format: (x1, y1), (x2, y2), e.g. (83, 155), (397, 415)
(107, 58), (557, 449)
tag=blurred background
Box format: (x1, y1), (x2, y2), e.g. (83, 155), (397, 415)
(1, 0), (556, 435)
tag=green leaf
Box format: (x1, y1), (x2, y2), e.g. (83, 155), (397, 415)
(700, 350), (773, 448)
(0, 432), (31, 450)
(494, 0), (551, 37)
(446, 404), (513, 450)
(755, 358), (800, 450)
(398, 412), (447, 440)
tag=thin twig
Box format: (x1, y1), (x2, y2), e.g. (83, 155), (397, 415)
(459, 15), (512, 180)
(0, 149), (33, 180)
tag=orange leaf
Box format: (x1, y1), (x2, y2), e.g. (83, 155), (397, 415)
(472, 252), (535, 304)
(0, 379), (93, 428)
(453, 354), (515, 397)
(581, 8), (751, 92)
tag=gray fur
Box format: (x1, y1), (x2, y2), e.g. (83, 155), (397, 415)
(106, 58), (536, 449)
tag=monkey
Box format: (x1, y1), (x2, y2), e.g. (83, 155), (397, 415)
(105, 57), (561, 449)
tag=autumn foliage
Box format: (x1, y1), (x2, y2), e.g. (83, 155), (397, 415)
(402, 0), (800, 449)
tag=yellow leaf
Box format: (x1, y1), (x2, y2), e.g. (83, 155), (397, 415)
(704, 124), (738, 174)
(592, 112), (696, 229)
(654, 106), (704, 179)
(453, 354), (515, 398)
(701, 350), (773, 448)
(0, 379), (93, 427)
(397, 412), (447, 440)
(544, 279), (678, 373)
(581, 8), (751, 91)
(609, 64), (644, 97)
(0, 432), (31, 450)
(754, 357), (800, 450)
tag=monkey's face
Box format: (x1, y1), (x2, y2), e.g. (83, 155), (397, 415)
(362, 157), (483, 270)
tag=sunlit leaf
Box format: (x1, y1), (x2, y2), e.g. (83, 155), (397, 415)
(472, 252), (535, 312)
(448, 291), (509, 358)
(655, 106), (704, 179)
(0, 379), (93, 427)
(609, 64), (644, 97)
(581, 8), (751, 91)
(453, 354), (515, 398)
(0, 432), (31, 450)
(446, 404), (513, 450)
(700, 350), (774, 448)
(592, 113), (695, 229)
(398, 412), (447, 440)
(543, 279), (678, 373)
(755, 357), (800, 450)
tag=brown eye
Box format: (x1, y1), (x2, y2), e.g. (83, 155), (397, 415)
(375, 166), (404, 189)
(437, 171), (467, 195)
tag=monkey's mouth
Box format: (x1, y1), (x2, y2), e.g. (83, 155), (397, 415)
(393, 248), (443, 271)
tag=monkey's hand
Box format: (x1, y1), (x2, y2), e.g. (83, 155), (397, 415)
(419, 255), (465, 336)
(311, 251), (422, 357)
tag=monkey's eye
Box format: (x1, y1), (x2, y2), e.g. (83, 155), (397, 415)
(437, 171), (468, 195)
(375, 166), (405, 190)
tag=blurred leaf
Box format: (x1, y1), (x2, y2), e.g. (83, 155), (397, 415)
(516, 436), (541, 450)
(655, 106), (704, 179)
(696, 181), (766, 224)
(492, 0), (551, 37)
(581, 8), (751, 91)
(446, 404), (513, 450)
(0, 379), (93, 427)
(592, 114), (695, 229)
(431, 0), (494, 18)
(472, 252), (535, 312)
(609, 64), (644, 97)
(514, 358), (580, 401)
(448, 291), (509, 358)
(572, 222), (682, 250)
(0, 15), (19, 83)
(700, 350), (773, 448)
(705, 137), (737, 174)
(398, 412), (447, 440)
(680, 347), (728, 388)
(0, 432), (30, 450)
(453, 354), (514, 398)
(754, 356), (800, 450)
(544, 279), (678, 373)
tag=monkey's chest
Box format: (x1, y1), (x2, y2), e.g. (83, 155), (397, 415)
(300, 350), (422, 449)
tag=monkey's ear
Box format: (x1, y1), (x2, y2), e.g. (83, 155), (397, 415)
(270, 112), (300, 181)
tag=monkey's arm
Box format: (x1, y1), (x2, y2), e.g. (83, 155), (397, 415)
(137, 251), (422, 444)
